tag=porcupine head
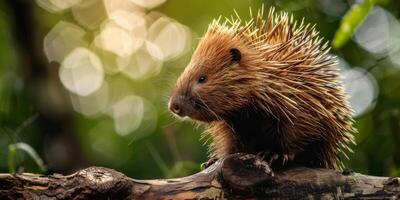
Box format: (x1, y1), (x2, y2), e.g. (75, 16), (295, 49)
(169, 7), (356, 169)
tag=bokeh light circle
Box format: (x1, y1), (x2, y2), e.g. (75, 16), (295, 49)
(60, 47), (104, 96)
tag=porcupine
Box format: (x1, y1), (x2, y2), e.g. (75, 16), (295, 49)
(168, 7), (356, 169)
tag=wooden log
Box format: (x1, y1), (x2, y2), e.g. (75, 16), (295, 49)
(1, 153), (399, 199)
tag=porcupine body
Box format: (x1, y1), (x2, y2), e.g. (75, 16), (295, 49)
(168, 7), (356, 169)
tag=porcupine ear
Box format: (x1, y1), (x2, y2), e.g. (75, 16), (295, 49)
(229, 48), (241, 64)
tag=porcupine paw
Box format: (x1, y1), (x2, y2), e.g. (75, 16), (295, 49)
(268, 153), (295, 166)
(256, 152), (268, 160)
(201, 158), (218, 169)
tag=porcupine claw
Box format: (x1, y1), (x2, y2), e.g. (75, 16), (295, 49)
(269, 153), (295, 166)
(269, 154), (279, 165)
(201, 158), (218, 169)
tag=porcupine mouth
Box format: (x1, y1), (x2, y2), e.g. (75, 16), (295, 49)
(189, 99), (216, 122)
(169, 94), (216, 122)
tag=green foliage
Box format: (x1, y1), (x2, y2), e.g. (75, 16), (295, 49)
(332, 0), (376, 49)
(8, 143), (47, 173)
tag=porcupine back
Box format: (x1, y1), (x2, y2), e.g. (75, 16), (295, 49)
(201, 7), (356, 169)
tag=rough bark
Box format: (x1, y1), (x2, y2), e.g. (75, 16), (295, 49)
(1, 153), (399, 199)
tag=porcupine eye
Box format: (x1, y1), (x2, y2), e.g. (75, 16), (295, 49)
(197, 75), (207, 84)
(230, 48), (241, 63)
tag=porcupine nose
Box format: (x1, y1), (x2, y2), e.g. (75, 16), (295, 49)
(169, 96), (185, 117)
(170, 101), (181, 114)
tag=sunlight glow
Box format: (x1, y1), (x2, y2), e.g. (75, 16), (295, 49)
(60, 47), (104, 96)
(36, 0), (82, 13)
(39, 0), (191, 139)
(129, 0), (166, 9)
(354, 6), (400, 56)
(110, 95), (144, 136)
(44, 21), (86, 63)
(117, 41), (163, 80)
(94, 24), (136, 57)
(109, 10), (146, 33)
(103, 0), (144, 15)
(72, 0), (106, 30)
(70, 81), (109, 116)
(342, 67), (379, 117)
(94, 11), (146, 57)
(148, 16), (191, 61)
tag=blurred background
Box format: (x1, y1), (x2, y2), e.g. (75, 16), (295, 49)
(0, 0), (399, 178)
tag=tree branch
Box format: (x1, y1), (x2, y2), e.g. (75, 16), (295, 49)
(1, 153), (399, 199)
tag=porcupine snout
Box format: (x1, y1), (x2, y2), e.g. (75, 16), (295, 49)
(169, 92), (206, 119)
(168, 95), (191, 117)
(169, 95), (186, 116)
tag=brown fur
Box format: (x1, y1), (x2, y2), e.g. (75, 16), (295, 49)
(169, 7), (356, 169)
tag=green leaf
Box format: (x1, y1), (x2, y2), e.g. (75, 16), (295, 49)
(332, 0), (376, 49)
(7, 144), (16, 173)
(8, 142), (47, 173)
